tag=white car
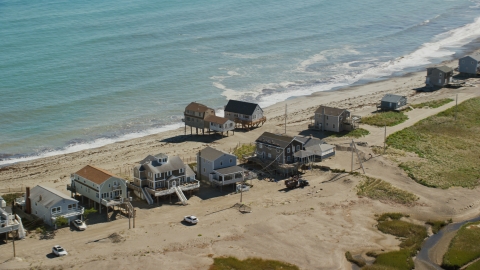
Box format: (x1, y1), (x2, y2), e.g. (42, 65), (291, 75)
(52, 245), (68, 257)
(184, 215), (198, 225)
(72, 219), (87, 231)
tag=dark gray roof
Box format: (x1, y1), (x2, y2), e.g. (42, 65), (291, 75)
(461, 55), (480, 62)
(381, 94), (406, 103)
(30, 185), (78, 208)
(314, 106), (347, 116)
(255, 132), (294, 148)
(199, 146), (232, 161)
(214, 165), (244, 175)
(224, 100), (261, 115)
(434, 66), (454, 73)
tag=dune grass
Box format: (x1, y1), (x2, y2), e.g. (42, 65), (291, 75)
(366, 213), (427, 270)
(426, 220), (451, 234)
(387, 97), (480, 188)
(442, 221), (480, 270)
(233, 143), (256, 160)
(410, 98), (454, 109)
(361, 111), (408, 127)
(209, 257), (299, 270)
(327, 128), (370, 138)
(465, 259), (480, 270)
(356, 176), (418, 205)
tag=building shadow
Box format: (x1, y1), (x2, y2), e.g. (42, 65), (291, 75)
(158, 134), (224, 144)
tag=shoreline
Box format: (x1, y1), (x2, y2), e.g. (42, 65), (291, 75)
(2, 43), (480, 168)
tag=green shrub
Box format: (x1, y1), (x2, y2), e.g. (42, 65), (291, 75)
(356, 176), (418, 205)
(426, 220), (450, 234)
(54, 216), (69, 228)
(442, 222), (480, 269)
(361, 111), (408, 127)
(209, 256), (299, 270)
(233, 144), (256, 160)
(372, 249), (414, 270)
(83, 207), (97, 221)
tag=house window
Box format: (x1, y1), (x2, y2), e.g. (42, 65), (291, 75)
(439, 73), (442, 77)
(268, 153), (272, 158)
(230, 159), (232, 163)
(296, 145), (300, 151)
(259, 143), (263, 149)
(51, 207), (61, 214)
(203, 168), (206, 172)
(326, 116), (329, 120)
(96, 193), (99, 198)
(333, 124), (335, 128)
(287, 156), (291, 162)
(287, 148), (290, 153)
(220, 162), (223, 166)
(68, 204), (72, 210)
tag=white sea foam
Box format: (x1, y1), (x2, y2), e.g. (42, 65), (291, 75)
(0, 122), (185, 166)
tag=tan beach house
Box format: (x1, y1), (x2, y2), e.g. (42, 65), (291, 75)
(183, 102), (235, 136)
(68, 165), (128, 214)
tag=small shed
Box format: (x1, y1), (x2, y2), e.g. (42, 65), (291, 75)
(459, 55), (480, 75)
(378, 94), (407, 111)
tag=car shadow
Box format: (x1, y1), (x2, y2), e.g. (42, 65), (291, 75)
(180, 220), (196, 226)
(45, 253), (57, 259)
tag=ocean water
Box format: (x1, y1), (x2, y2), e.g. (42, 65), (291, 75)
(1, 0), (480, 165)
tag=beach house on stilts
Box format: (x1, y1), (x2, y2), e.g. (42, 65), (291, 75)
(130, 154), (199, 205)
(224, 100), (266, 130)
(183, 102), (235, 136)
(68, 165), (130, 221)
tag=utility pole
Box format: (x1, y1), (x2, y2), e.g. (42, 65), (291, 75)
(12, 229), (16, 257)
(351, 140), (354, 172)
(284, 104), (287, 134)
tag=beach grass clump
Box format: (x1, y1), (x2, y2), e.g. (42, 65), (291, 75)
(387, 97), (480, 188)
(345, 251), (366, 267)
(356, 176), (418, 205)
(411, 98), (454, 109)
(233, 144), (256, 160)
(365, 214), (427, 270)
(361, 111), (408, 127)
(442, 221), (480, 270)
(326, 128), (370, 138)
(426, 220), (451, 234)
(209, 256), (299, 270)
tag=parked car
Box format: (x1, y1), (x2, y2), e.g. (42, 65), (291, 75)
(72, 219), (87, 231)
(52, 245), (68, 257)
(184, 215), (198, 225)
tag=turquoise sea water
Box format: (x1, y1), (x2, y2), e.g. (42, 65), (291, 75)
(1, 0), (480, 165)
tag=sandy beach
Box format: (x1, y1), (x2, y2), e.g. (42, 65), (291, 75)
(1, 52), (480, 270)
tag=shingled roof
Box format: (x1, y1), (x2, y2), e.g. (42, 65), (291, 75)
(75, 165), (118, 185)
(224, 100), (261, 115)
(434, 66), (454, 73)
(205, 115), (230, 125)
(381, 94), (405, 103)
(30, 185), (77, 208)
(198, 146), (231, 161)
(255, 132), (294, 148)
(314, 106), (347, 116)
(185, 102), (212, 113)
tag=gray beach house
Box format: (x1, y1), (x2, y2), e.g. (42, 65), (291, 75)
(377, 94), (407, 111)
(197, 146), (244, 186)
(131, 153), (198, 205)
(426, 66), (454, 87)
(30, 185), (84, 227)
(224, 100), (266, 129)
(312, 106), (355, 132)
(459, 55), (480, 76)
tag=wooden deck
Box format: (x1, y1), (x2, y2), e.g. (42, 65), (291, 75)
(234, 116), (266, 130)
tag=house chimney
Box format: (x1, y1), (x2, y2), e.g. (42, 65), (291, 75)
(25, 186), (31, 214)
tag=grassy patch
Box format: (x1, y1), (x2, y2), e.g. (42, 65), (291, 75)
(209, 257), (299, 270)
(0, 193), (23, 205)
(465, 259), (480, 270)
(356, 176), (418, 205)
(387, 97), (480, 188)
(327, 128), (370, 138)
(367, 213), (427, 270)
(361, 111), (408, 127)
(233, 144), (256, 160)
(345, 251), (366, 267)
(411, 98), (454, 109)
(426, 220), (451, 234)
(442, 221), (480, 269)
